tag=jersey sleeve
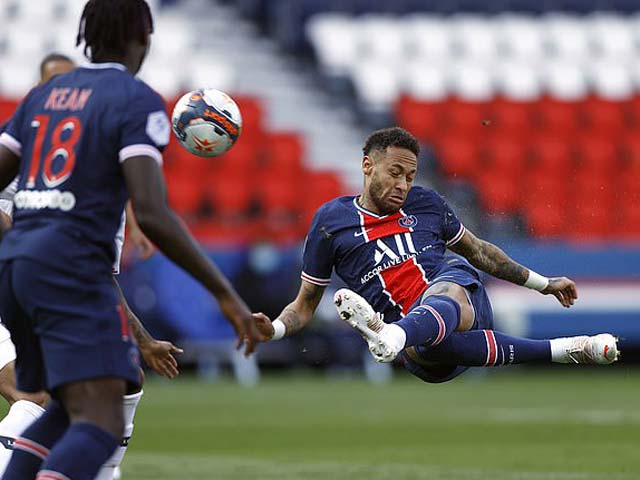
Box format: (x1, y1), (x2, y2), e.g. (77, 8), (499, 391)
(0, 99), (29, 157)
(439, 195), (466, 247)
(301, 205), (334, 287)
(118, 84), (170, 165)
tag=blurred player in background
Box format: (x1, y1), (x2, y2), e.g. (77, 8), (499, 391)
(0, 0), (261, 479)
(255, 127), (619, 383)
(0, 53), (180, 479)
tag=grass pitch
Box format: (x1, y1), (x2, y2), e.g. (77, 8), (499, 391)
(116, 368), (639, 480)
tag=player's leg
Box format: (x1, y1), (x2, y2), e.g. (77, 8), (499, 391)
(334, 281), (474, 361)
(3, 259), (141, 479)
(95, 377), (144, 480)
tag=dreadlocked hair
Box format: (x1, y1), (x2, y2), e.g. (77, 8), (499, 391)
(76, 0), (154, 60)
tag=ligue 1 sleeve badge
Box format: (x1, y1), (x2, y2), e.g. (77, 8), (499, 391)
(398, 215), (418, 229)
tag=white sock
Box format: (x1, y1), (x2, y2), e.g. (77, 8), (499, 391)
(95, 390), (143, 480)
(0, 400), (45, 475)
(382, 323), (407, 352)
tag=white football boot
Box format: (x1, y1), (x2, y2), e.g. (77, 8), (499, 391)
(555, 334), (620, 364)
(333, 288), (400, 362)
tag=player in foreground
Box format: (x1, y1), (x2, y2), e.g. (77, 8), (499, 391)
(0, 52), (178, 480)
(254, 127), (619, 382)
(0, 1), (261, 479)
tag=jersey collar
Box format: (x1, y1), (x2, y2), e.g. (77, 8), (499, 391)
(353, 196), (389, 219)
(81, 62), (127, 71)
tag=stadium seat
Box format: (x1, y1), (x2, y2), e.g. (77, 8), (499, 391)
(444, 98), (490, 137)
(535, 97), (582, 134)
(233, 96), (265, 141)
(434, 135), (479, 180)
(306, 14), (357, 76)
(302, 170), (343, 227)
(450, 61), (495, 102)
(496, 15), (545, 60)
(0, 98), (18, 124)
(476, 173), (521, 213)
(207, 172), (255, 217)
(186, 60), (236, 95)
(404, 15), (452, 62)
(528, 135), (573, 176)
(574, 134), (618, 175)
(451, 15), (498, 60)
(356, 15), (404, 61)
(481, 135), (527, 178)
(402, 61), (449, 102)
(588, 61), (634, 102)
(524, 203), (567, 239)
(495, 61), (542, 101)
(165, 172), (206, 217)
(395, 96), (444, 143)
(581, 97), (628, 136)
(264, 132), (304, 179)
(588, 14), (636, 60)
(544, 14), (590, 61)
(490, 98), (536, 136)
(351, 61), (400, 111)
(542, 61), (588, 102)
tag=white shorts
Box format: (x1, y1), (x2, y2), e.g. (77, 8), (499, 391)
(0, 322), (16, 371)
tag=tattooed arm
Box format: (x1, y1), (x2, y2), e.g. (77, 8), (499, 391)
(252, 280), (326, 340)
(449, 229), (578, 308)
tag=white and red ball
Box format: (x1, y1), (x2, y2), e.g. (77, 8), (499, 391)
(171, 88), (242, 157)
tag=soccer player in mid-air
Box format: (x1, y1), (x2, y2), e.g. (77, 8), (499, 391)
(0, 1), (261, 479)
(254, 127), (619, 383)
(0, 53), (180, 479)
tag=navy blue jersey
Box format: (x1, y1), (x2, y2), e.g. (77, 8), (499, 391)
(0, 63), (170, 275)
(302, 186), (468, 323)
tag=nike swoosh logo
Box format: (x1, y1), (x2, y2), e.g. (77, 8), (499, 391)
(354, 229), (372, 237)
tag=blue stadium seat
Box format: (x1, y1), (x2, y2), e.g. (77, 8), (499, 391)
(604, 0), (640, 13)
(501, 0), (548, 14)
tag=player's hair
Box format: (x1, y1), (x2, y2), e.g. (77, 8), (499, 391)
(363, 127), (420, 158)
(76, 0), (154, 60)
(39, 53), (73, 78)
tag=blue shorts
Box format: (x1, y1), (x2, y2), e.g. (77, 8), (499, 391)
(402, 262), (494, 384)
(0, 258), (141, 393)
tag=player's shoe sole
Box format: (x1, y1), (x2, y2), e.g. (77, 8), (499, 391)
(566, 333), (620, 364)
(333, 288), (398, 362)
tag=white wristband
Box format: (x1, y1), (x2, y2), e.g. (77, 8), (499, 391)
(271, 319), (286, 341)
(525, 270), (549, 292)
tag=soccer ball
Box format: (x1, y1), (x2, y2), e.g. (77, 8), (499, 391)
(171, 88), (242, 157)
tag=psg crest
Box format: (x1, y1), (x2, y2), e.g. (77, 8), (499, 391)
(398, 215), (418, 229)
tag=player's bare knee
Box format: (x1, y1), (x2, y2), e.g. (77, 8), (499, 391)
(424, 282), (474, 331)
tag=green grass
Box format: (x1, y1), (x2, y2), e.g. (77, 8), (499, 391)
(112, 368), (639, 480)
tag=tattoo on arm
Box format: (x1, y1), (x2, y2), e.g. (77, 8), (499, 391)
(454, 236), (529, 285)
(277, 281), (325, 336)
(113, 277), (152, 346)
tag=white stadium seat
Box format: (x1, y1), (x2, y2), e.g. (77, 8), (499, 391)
(451, 15), (497, 60)
(3, 26), (49, 58)
(15, 0), (63, 23)
(542, 60), (588, 100)
(138, 61), (185, 99)
(588, 14), (636, 60)
(544, 14), (591, 60)
(306, 14), (357, 76)
(351, 61), (400, 110)
(450, 61), (495, 101)
(404, 15), (452, 63)
(0, 56), (38, 98)
(496, 60), (542, 101)
(186, 59), (236, 95)
(588, 60), (634, 100)
(356, 15), (404, 62)
(402, 61), (449, 101)
(496, 14), (545, 61)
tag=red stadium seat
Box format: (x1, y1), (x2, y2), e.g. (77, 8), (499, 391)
(0, 98), (18, 124)
(476, 173), (521, 213)
(444, 98), (489, 137)
(524, 203), (566, 239)
(215, 137), (259, 177)
(264, 132), (304, 179)
(566, 204), (611, 241)
(206, 172), (254, 217)
(535, 97), (581, 134)
(257, 173), (301, 214)
(234, 96), (264, 142)
(581, 97), (628, 136)
(302, 171), (343, 228)
(395, 96), (444, 143)
(480, 135), (527, 178)
(435, 135), (479, 180)
(620, 135), (640, 175)
(489, 98), (535, 137)
(574, 134), (618, 175)
(166, 173), (205, 217)
(528, 134), (574, 176)
(571, 173), (616, 209)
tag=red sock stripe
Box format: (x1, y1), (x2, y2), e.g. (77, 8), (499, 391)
(13, 438), (49, 460)
(423, 305), (447, 346)
(483, 330), (498, 366)
(37, 471), (71, 480)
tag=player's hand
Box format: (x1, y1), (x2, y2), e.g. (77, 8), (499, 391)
(218, 292), (265, 356)
(541, 277), (578, 308)
(252, 312), (275, 341)
(128, 224), (155, 260)
(139, 339), (183, 379)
